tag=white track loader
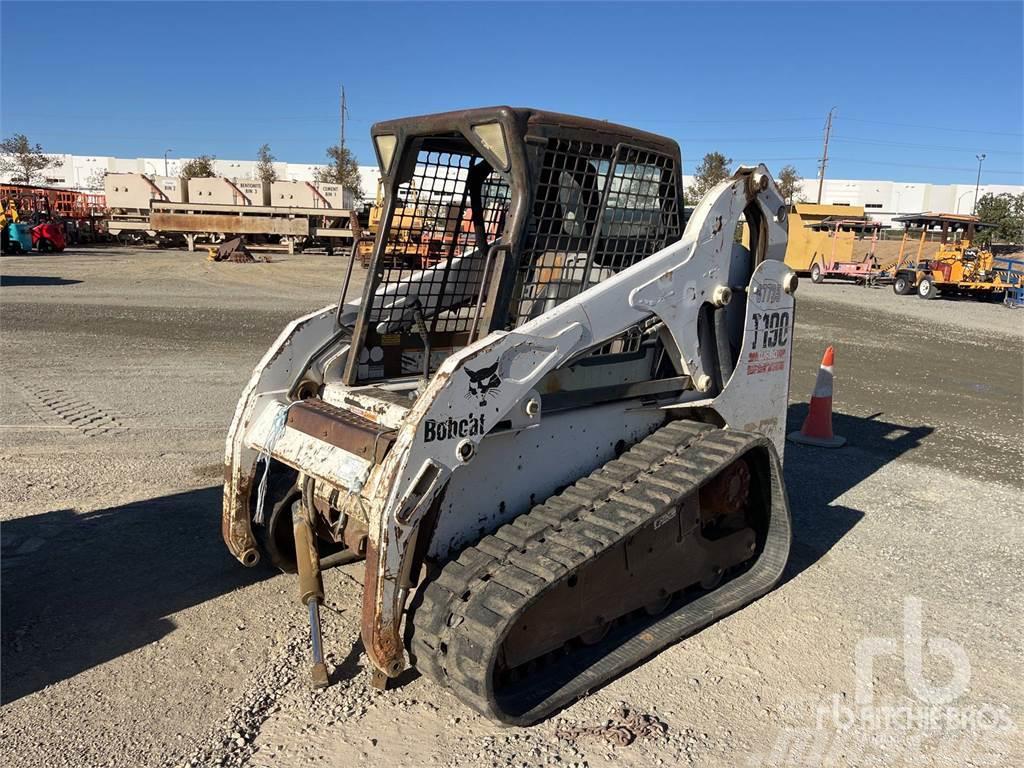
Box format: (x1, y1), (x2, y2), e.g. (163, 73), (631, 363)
(222, 107), (798, 725)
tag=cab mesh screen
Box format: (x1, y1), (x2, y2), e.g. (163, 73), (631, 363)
(513, 139), (681, 327)
(365, 149), (510, 336)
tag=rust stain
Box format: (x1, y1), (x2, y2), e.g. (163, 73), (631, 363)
(221, 460), (258, 563)
(359, 539), (407, 677)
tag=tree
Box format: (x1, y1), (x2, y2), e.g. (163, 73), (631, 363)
(0, 133), (63, 184)
(84, 168), (107, 191)
(180, 154), (217, 180)
(686, 152), (732, 202)
(314, 144), (362, 202)
(256, 143), (277, 184)
(974, 192), (1024, 245)
(776, 165), (805, 206)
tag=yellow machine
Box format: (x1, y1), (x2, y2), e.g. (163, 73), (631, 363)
(890, 212), (1018, 299)
(356, 180), (429, 267)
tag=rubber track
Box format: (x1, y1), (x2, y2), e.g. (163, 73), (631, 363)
(409, 420), (791, 725)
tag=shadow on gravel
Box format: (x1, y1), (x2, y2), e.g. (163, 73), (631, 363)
(781, 406), (934, 584)
(0, 486), (274, 704)
(326, 635), (422, 688)
(0, 274), (83, 287)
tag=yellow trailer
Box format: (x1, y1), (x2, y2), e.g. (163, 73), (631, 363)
(784, 203), (866, 273)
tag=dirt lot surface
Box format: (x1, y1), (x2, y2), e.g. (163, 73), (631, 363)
(2, 247), (1021, 767)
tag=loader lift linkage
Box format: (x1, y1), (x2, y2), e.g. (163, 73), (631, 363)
(222, 107), (798, 724)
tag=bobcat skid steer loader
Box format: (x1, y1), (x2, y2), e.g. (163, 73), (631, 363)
(222, 107), (798, 725)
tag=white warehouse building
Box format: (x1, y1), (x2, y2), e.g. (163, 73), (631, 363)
(2, 152), (1020, 225)
(788, 177), (1022, 227)
(1, 152), (383, 203)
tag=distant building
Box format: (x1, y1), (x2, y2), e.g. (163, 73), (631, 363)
(0, 152), (381, 202)
(2, 153), (1020, 224)
(788, 178), (1023, 227)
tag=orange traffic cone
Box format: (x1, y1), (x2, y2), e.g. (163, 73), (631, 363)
(788, 346), (846, 448)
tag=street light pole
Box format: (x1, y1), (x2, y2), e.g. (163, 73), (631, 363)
(972, 153), (985, 215)
(164, 149), (173, 177)
(956, 190), (975, 214)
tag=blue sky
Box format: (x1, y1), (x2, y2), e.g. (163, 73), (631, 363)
(2, 1), (1021, 185)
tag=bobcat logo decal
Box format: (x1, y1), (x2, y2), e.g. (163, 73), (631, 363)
(465, 361), (501, 407)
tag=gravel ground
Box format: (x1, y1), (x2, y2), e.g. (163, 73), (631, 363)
(1, 247), (1021, 768)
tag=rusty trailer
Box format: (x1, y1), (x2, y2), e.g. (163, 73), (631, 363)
(110, 200), (355, 254)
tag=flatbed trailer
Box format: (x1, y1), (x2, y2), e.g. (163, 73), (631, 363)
(108, 200), (355, 254)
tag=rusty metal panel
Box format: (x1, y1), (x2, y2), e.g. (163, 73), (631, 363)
(287, 399), (396, 463)
(149, 212), (309, 235)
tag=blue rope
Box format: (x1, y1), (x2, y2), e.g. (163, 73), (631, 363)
(253, 402), (297, 525)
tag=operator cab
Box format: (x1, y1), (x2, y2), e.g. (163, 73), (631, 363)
(340, 107), (686, 386)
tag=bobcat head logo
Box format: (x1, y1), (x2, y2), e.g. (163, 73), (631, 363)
(465, 361), (501, 407)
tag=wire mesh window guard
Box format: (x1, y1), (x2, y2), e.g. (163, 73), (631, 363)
(513, 140), (681, 329)
(356, 148), (509, 382)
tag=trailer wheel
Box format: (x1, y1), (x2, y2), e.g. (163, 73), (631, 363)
(918, 277), (937, 300)
(810, 263), (823, 284)
(893, 274), (913, 295)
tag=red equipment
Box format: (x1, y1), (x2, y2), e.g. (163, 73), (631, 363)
(31, 222), (66, 252)
(1, 183), (107, 246)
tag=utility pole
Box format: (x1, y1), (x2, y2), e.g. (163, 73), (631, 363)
(816, 107), (836, 204)
(972, 153), (986, 215)
(339, 86), (348, 152)
(164, 149), (172, 177)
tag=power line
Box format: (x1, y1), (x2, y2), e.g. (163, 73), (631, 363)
(692, 157), (820, 163)
(833, 136), (1023, 155)
(633, 116), (820, 124)
(680, 136), (818, 143)
(829, 157), (1023, 175)
(11, 111), (368, 125)
(841, 117), (1024, 137)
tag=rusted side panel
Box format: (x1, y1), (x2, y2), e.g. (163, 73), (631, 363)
(150, 212), (309, 236)
(360, 539), (405, 676)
